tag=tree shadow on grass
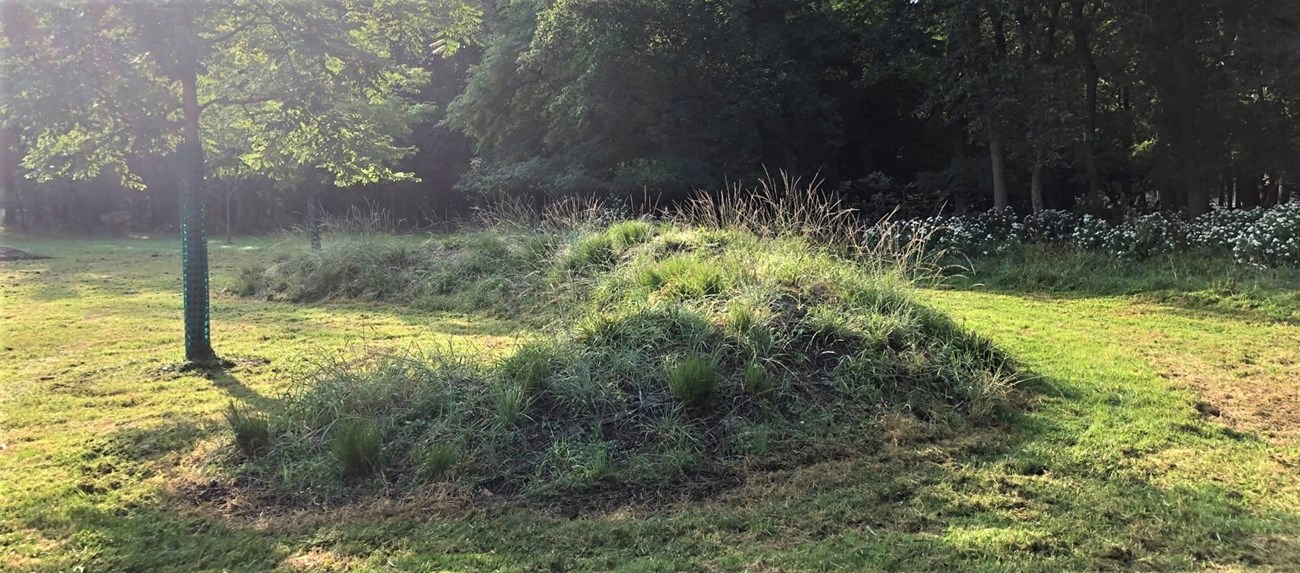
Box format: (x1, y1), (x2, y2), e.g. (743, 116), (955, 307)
(205, 369), (280, 411)
(272, 389), (1298, 572)
(14, 322), (1299, 571)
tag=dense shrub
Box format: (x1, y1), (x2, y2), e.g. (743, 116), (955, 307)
(1235, 203), (1300, 268)
(869, 202), (1300, 266)
(1106, 212), (1186, 259)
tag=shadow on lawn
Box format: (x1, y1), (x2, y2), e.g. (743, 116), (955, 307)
(207, 369), (279, 410)
(15, 364), (1294, 572)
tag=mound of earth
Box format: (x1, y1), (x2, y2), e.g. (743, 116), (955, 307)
(223, 222), (1015, 506)
(0, 246), (50, 261)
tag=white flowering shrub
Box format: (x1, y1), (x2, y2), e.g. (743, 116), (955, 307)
(1073, 214), (1111, 251)
(1233, 203), (1300, 268)
(1105, 212), (1187, 260)
(1187, 208), (1265, 250)
(866, 202), (1299, 267)
(937, 208), (1022, 255)
(1021, 210), (1081, 244)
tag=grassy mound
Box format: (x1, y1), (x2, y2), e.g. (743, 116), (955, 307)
(227, 222), (1013, 502)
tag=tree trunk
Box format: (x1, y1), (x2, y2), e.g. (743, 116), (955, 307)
(1071, 0), (1102, 201)
(1237, 173), (1261, 208)
(178, 68), (216, 363)
(1031, 163), (1045, 213)
(307, 189), (322, 251)
(989, 129), (1009, 211)
(1186, 170), (1210, 218)
(225, 184), (235, 246)
(1281, 179), (1292, 204)
(1, 0), (24, 230)
(1262, 174), (1279, 207)
(950, 128), (969, 214)
(0, 125), (15, 229)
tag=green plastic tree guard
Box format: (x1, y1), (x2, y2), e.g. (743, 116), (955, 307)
(178, 141), (214, 362)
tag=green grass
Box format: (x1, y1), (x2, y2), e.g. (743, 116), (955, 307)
(2, 233), (1298, 571)
(665, 352), (721, 409)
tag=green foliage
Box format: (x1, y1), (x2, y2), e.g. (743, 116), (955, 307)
(9, 1), (453, 189)
(446, 0), (850, 194)
(665, 353), (721, 410)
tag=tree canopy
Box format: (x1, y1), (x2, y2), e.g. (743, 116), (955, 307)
(3, 0), (1298, 227)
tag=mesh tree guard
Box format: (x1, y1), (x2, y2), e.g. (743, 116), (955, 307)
(178, 140), (214, 362)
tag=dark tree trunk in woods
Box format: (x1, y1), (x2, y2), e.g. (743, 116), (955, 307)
(1238, 173), (1261, 208)
(950, 128), (968, 213)
(989, 129), (1009, 210)
(1263, 175), (1279, 207)
(1, 0), (24, 230)
(178, 65), (216, 363)
(1282, 180), (1292, 204)
(1031, 163), (1045, 213)
(1186, 171), (1210, 218)
(1071, 0), (1102, 202)
(0, 127), (16, 229)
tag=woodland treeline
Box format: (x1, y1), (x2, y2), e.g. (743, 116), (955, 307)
(1, 0), (1298, 234)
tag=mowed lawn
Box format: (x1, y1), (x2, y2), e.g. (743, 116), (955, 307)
(2, 234), (1298, 572)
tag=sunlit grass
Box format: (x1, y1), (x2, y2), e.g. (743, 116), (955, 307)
(1, 233), (1297, 571)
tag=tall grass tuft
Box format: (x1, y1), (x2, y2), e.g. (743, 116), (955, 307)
(331, 419), (383, 480)
(495, 382), (531, 427)
(666, 353), (721, 410)
(675, 170), (862, 244)
(743, 361), (776, 399)
(418, 443), (461, 479)
(225, 402), (270, 458)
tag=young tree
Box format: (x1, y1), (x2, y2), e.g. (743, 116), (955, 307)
(9, 0), (466, 363)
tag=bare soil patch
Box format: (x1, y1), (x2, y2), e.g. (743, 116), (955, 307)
(1154, 352), (1300, 445)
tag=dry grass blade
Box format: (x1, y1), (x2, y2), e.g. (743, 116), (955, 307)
(674, 169), (863, 244)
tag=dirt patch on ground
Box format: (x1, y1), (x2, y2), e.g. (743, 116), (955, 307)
(1153, 351), (1300, 445)
(0, 246), (50, 261)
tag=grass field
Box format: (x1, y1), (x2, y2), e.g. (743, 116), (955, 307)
(2, 233), (1299, 572)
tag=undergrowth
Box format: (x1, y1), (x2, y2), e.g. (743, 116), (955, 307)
(234, 232), (555, 315)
